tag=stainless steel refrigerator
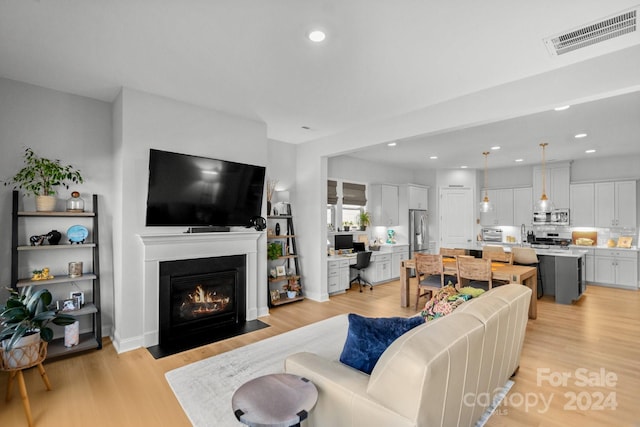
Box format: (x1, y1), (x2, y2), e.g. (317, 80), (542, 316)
(409, 209), (429, 258)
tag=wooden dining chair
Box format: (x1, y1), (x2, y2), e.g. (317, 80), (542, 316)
(456, 255), (493, 291)
(481, 246), (512, 285)
(414, 253), (457, 310)
(439, 247), (466, 258)
(481, 245), (513, 264)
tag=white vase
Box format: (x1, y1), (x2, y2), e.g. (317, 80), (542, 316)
(1, 332), (41, 369)
(64, 321), (80, 347)
(287, 291), (297, 299)
(35, 195), (56, 212)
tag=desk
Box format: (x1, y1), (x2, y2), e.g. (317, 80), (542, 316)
(400, 258), (537, 319)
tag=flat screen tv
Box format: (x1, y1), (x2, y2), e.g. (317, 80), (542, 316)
(145, 149), (265, 227)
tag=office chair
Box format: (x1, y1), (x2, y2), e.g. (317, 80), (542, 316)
(350, 251), (373, 292)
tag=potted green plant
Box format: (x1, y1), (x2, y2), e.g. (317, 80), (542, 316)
(3, 147), (84, 212)
(343, 221), (352, 232)
(0, 287), (76, 368)
(267, 242), (283, 260)
(359, 211), (371, 231)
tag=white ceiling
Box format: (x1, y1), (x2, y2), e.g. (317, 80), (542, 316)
(1, 1), (640, 165)
(346, 90), (640, 170)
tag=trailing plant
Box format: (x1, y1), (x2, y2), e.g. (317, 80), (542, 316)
(3, 147), (84, 196)
(0, 287), (76, 351)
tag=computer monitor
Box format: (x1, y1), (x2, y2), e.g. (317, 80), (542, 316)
(353, 242), (365, 252)
(334, 234), (354, 251)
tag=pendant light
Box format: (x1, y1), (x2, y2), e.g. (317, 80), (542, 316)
(534, 142), (554, 212)
(479, 151), (494, 213)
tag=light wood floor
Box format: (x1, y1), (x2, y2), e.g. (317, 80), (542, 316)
(1, 280), (639, 427)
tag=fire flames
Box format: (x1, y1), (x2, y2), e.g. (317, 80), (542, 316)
(181, 284), (230, 316)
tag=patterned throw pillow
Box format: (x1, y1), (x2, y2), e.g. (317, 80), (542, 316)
(421, 284), (480, 321)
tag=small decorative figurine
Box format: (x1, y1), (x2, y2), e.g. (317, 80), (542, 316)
(30, 235), (46, 246)
(47, 229), (62, 245)
(31, 267), (54, 281)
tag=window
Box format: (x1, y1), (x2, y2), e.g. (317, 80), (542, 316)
(342, 205), (363, 229)
(327, 180), (367, 231)
(341, 182), (366, 229)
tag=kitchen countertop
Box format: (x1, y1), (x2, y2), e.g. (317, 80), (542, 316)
(454, 242), (588, 258)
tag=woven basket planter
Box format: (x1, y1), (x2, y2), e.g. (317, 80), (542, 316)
(0, 334), (47, 370)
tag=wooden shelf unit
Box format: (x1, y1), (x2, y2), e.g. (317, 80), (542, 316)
(267, 213), (303, 307)
(11, 190), (102, 359)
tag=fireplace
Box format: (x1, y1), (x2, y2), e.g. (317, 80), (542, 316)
(159, 255), (246, 348)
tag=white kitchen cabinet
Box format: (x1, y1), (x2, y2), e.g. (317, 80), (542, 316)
(480, 188), (513, 225)
(584, 248), (595, 283)
(533, 162), (570, 210)
(390, 245), (410, 278)
(570, 183), (595, 226)
(369, 184), (399, 226)
(408, 185), (429, 210)
(513, 187), (533, 226)
(328, 258), (350, 294)
(594, 249), (638, 289)
(595, 180), (637, 228)
(370, 253), (392, 283)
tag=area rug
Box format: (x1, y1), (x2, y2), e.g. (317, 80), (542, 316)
(166, 314), (513, 427)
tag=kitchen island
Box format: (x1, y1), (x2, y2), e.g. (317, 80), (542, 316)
(454, 242), (587, 304)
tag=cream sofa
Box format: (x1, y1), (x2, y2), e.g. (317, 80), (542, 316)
(285, 284), (531, 427)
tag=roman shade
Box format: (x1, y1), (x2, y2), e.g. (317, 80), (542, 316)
(327, 180), (338, 205)
(342, 182), (367, 206)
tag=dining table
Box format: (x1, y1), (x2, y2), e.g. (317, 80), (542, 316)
(399, 257), (537, 319)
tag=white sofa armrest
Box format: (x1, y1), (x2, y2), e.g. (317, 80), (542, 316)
(285, 352), (415, 427)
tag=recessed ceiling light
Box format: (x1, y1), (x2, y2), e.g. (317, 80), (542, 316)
(515, 158), (524, 162)
(308, 30), (326, 42)
(460, 165), (468, 169)
(554, 105), (571, 111)
(585, 149), (596, 153)
(429, 156), (438, 160)
(491, 146), (501, 150)
(574, 133), (588, 139)
(387, 142), (397, 147)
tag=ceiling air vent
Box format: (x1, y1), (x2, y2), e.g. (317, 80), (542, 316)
(544, 6), (638, 56)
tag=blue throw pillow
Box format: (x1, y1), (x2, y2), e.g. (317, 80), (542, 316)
(339, 314), (425, 374)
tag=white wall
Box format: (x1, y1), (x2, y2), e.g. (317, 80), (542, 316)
(111, 88), (268, 352)
(0, 77), (115, 335)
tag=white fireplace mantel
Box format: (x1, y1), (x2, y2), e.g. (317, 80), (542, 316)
(138, 231), (263, 347)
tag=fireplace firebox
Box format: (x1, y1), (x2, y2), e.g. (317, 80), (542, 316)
(159, 255), (246, 349)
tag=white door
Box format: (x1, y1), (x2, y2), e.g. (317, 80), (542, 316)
(439, 187), (474, 248)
